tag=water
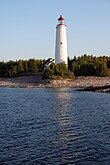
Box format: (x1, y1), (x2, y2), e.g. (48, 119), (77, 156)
(0, 88), (110, 165)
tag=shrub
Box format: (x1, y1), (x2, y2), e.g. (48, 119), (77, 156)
(43, 63), (74, 79)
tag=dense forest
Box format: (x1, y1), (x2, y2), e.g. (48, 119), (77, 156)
(0, 55), (110, 78)
(68, 54), (110, 77)
(0, 59), (43, 77)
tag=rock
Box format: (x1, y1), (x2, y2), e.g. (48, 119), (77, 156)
(1, 76), (110, 93)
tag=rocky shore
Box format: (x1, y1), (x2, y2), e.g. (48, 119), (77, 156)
(0, 75), (110, 92)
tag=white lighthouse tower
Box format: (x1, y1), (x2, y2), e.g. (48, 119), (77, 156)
(55, 15), (68, 65)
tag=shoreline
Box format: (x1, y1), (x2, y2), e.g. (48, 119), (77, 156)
(1, 76), (110, 92)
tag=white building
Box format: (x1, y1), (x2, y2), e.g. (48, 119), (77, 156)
(44, 58), (54, 70)
(55, 15), (68, 65)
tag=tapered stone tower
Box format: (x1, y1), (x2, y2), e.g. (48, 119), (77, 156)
(55, 15), (68, 65)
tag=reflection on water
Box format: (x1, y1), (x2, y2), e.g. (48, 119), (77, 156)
(55, 88), (71, 126)
(51, 88), (81, 164)
(0, 88), (110, 164)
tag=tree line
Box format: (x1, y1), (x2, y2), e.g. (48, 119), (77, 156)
(68, 54), (110, 77)
(44, 55), (110, 79)
(0, 55), (110, 78)
(0, 59), (43, 77)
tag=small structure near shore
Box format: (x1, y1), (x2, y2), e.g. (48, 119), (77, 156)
(43, 58), (54, 70)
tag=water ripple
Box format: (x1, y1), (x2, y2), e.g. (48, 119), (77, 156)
(0, 88), (110, 164)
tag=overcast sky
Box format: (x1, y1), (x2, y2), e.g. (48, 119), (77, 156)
(0, 0), (110, 61)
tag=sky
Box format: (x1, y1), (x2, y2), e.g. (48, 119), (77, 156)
(0, 0), (110, 61)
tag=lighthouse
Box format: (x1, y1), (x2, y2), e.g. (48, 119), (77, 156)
(55, 15), (68, 65)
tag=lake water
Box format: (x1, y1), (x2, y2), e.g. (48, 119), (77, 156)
(0, 88), (110, 165)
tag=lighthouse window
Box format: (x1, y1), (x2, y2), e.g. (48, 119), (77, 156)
(60, 42), (62, 45)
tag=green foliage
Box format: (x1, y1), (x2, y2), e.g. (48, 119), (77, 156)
(43, 67), (54, 79)
(43, 63), (75, 79)
(1, 55), (110, 78)
(0, 59), (43, 77)
(17, 60), (24, 74)
(68, 55), (110, 77)
(28, 59), (38, 72)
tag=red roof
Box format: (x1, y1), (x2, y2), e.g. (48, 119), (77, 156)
(58, 15), (64, 21)
(57, 24), (65, 27)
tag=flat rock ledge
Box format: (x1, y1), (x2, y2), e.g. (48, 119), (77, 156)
(1, 76), (110, 92)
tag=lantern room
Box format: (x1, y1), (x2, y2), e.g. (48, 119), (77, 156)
(58, 15), (65, 25)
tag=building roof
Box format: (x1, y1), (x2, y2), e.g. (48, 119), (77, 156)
(44, 58), (54, 67)
(58, 15), (64, 21)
